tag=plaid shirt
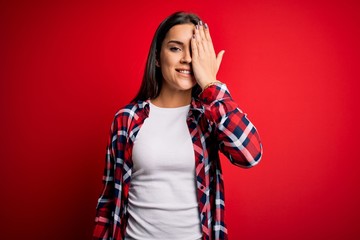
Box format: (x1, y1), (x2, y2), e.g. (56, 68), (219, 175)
(93, 83), (263, 240)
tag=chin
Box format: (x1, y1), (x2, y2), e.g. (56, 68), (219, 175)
(179, 80), (196, 90)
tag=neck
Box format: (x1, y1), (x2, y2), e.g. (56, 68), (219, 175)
(151, 89), (192, 108)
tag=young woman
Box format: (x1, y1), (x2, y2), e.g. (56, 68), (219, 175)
(93, 12), (263, 240)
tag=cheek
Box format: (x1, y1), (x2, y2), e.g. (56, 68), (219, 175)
(160, 50), (178, 68)
(160, 57), (175, 74)
(160, 62), (173, 80)
(160, 55), (171, 68)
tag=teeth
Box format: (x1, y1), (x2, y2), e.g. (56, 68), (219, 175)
(179, 70), (191, 74)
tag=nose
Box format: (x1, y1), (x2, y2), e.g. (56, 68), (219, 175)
(180, 48), (192, 64)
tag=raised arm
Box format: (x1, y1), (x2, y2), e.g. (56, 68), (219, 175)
(191, 21), (262, 167)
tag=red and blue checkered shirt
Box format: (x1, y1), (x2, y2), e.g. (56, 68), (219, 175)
(93, 83), (263, 240)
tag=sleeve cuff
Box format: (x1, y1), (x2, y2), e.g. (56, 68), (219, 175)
(198, 82), (229, 105)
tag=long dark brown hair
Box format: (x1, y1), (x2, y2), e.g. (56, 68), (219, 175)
(131, 12), (202, 103)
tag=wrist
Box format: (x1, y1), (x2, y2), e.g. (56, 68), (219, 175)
(201, 80), (222, 90)
(199, 80), (222, 94)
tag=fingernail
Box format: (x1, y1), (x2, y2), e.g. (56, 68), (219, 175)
(204, 23), (208, 29)
(196, 24), (199, 30)
(199, 21), (203, 26)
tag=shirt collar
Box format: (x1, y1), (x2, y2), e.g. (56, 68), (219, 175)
(139, 97), (204, 116)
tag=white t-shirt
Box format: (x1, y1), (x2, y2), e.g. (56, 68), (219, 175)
(125, 101), (202, 240)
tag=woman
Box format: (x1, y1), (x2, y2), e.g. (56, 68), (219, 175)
(93, 12), (263, 240)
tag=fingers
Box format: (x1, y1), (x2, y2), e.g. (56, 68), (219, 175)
(194, 23), (207, 55)
(203, 23), (211, 41)
(197, 21), (206, 44)
(216, 50), (225, 73)
(193, 21), (214, 57)
(203, 23), (215, 54)
(191, 33), (198, 59)
(191, 21), (225, 83)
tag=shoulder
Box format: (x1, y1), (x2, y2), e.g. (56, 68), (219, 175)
(112, 100), (149, 125)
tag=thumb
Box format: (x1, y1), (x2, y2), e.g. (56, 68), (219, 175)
(216, 50), (225, 73)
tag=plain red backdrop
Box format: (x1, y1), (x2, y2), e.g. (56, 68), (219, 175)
(1, 0), (360, 239)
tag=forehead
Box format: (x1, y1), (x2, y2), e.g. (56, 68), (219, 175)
(163, 23), (195, 42)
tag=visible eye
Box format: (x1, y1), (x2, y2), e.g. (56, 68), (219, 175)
(169, 47), (181, 52)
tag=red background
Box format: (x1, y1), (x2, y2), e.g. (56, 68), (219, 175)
(1, 0), (360, 239)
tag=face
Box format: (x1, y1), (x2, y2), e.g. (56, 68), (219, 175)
(157, 23), (196, 93)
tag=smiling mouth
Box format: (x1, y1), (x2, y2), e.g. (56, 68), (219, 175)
(176, 69), (193, 75)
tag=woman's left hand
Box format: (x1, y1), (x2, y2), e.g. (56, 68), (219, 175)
(191, 21), (225, 89)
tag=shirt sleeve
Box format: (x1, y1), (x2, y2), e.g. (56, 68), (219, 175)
(199, 82), (263, 168)
(93, 117), (117, 239)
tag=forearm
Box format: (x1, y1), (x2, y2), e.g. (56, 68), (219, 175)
(199, 82), (263, 167)
(93, 120), (117, 239)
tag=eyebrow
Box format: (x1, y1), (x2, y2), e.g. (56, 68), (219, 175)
(166, 40), (184, 45)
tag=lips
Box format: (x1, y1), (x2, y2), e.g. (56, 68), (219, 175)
(176, 68), (193, 75)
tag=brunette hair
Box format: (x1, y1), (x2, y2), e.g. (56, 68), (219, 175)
(131, 11), (202, 102)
